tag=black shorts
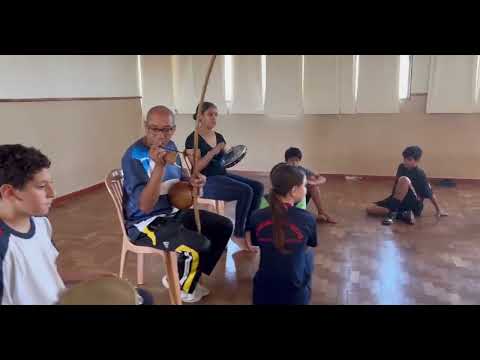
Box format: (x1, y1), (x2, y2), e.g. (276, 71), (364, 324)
(375, 189), (424, 217)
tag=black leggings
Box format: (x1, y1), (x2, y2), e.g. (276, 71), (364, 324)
(202, 173), (264, 237)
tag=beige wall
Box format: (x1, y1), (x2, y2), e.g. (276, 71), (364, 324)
(172, 96), (480, 179)
(2, 94), (479, 200)
(0, 99), (143, 197)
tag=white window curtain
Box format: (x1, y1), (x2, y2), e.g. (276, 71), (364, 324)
(356, 55), (400, 113)
(140, 55), (175, 114)
(264, 55), (303, 116)
(411, 55), (430, 94)
(303, 55), (340, 114)
(172, 55), (197, 114)
(339, 55), (357, 114)
(230, 55), (263, 114)
(191, 55), (227, 114)
(427, 55), (477, 113)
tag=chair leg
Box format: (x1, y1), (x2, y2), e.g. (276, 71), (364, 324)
(209, 203), (216, 213)
(119, 247), (127, 279)
(216, 200), (224, 215)
(164, 251), (182, 305)
(137, 253), (144, 285)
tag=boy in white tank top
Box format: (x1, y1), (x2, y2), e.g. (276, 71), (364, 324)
(0, 144), (151, 305)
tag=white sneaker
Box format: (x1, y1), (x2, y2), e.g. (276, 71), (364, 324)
(163, 276), (210, 301)
(196, 283), (210, 297)
(181, 287), (205, 303)
(163, 275), (210, 296)
(162, 275), (170, 289)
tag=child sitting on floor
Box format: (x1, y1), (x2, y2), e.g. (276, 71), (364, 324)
(366, 145), (448, 225)
(260, 147), (336, 224)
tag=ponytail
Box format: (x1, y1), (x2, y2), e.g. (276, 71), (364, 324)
(270, 190), (289, 254)
(268, 163), (305, 254)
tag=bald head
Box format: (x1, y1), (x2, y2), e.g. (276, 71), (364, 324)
(145, 105), (175, 125)
(143, 105), (176, 147)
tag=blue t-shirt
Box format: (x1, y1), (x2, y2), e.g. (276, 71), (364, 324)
(121, 138), (185, 234)
(247, 205), (317, 304)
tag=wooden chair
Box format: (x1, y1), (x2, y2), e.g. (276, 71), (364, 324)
(104, 169), (182, 305)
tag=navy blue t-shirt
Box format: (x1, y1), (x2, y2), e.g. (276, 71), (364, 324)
(247, 205), (317, 304)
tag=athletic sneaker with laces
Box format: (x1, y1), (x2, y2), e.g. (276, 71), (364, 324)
(180, 286), (209, 303)
(195, 283), (210, 297)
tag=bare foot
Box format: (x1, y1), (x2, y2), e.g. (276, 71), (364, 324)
(232, 235), (258, 253)
(244, 232), (259, 253)
(317, 213), (337, 224)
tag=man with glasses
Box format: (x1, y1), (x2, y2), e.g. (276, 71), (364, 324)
(121, 105), (233, 303)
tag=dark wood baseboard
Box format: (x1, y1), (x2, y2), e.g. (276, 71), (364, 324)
(50, 170), (480, 209)
(52, 183), (105, 208)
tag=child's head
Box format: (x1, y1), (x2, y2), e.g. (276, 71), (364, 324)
(284, 147), (302, 167)
(269, 163), (306, 254)
(0, 144), (55, 217)
(402, 145), (423, 169)
(270, 163), (306, 204)
(193, 101), (218, 130)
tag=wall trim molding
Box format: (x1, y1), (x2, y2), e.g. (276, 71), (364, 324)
(52, 183), (105, 208)
(0, 96), (141, 103)
(51, 170), (480, 208)
(229, 170), (480, 183)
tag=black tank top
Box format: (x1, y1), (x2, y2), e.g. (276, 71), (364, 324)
(185, 132), (227, 177)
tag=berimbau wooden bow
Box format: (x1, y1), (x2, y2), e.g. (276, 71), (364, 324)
(192, 55), (217, 233)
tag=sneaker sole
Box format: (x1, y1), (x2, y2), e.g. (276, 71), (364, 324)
(181, 294), (205, 303)
(181, 298), (203, 303)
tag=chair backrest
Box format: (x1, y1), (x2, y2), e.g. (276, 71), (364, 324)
(105, 169), (129, 238)
(181, 152), (193, 176)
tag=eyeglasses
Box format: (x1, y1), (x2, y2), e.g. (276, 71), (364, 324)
(147, 125), (177, 135)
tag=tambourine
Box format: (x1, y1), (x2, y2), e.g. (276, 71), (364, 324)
(220, 145), (247, 169)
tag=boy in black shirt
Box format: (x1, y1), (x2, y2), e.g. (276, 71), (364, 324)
(366, 146), (448, 225)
